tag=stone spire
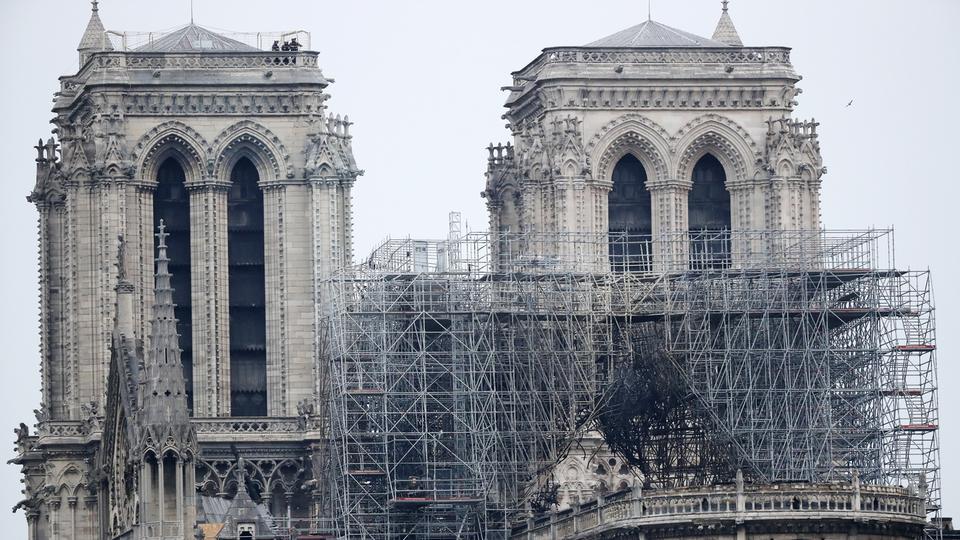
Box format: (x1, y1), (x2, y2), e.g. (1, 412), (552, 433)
(712, 0), (743, 47)
(77, 0), (113, 66)
(219, 459), (275, 539)
(137, 220), (195, 450)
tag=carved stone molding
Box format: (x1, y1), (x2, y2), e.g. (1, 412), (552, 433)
(673, 114), (759, 183)
(131, 121), (210, 183)
(587, 114), (671, 182)
(121, 92), (327, 117)
(210, 120), (293, 181)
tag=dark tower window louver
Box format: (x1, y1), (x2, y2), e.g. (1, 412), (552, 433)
(228, 157), (267, 416)
(154, 158), (193, 413)
(688, 154), (730, 231)
(608, 154), (651, 272)
(688, 154), (731, 269)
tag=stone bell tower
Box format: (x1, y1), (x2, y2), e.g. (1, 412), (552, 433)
(14, 2), (360, 538)
(484, 1), (825, 269)
(35, 1), (359, 422)
(483, 1), (830, 507)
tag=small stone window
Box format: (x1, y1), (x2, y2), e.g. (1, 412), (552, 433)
(238, 523), (255, 539)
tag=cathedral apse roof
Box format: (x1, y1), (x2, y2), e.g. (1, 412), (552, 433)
(135, 23), (260, 52)
(586, 19), (730, 48)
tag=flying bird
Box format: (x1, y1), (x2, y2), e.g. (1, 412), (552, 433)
(845, 100), (854, 108)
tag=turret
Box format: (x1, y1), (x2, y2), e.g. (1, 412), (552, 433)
(712, 0), (743, 46)
(77, 0), (113, 67)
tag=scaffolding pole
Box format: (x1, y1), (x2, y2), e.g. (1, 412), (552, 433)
(319, 229), (940, 539)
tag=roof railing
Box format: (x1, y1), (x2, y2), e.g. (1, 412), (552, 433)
(105, 28), (312, 52)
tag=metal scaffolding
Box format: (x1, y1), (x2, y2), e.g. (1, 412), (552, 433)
(319, 229), (940, 539)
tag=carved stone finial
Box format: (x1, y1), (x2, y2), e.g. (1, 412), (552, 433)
(91, 0), (99, 13)
(722, 0), (729, 13)
(155, 219), (169, 250)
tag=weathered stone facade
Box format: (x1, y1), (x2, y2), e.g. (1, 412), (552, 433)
(14, 3), (357, 539)
(484, 12), (825, 273)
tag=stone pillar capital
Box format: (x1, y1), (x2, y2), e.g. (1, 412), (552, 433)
(647, 178), (692, 191)
(185, 177), (231, 192)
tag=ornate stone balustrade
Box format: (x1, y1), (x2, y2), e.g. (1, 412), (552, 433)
(123, 51), (319, 69)
(192, 417), (321, 442)
(514, 47), (791, 85)
(38, 421), (86, 438)
(547, 47), (790, 65)
(513, 482), (927, 539)
(60, 51), (321, 94)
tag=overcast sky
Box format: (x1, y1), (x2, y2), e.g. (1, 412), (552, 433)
(0, 0), (957, 535)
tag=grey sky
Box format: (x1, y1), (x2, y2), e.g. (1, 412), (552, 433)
(1, 0), (957, 535)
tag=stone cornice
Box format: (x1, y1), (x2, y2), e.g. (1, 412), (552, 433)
(513, 46), (794, 81)
(56, 51), (329, 112)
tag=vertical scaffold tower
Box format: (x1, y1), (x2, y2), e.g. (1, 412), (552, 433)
(320, 229), (940, 539)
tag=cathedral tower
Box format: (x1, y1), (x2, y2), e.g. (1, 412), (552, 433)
(15, 3), (359, 538)
(33, 2), (359, 421)
(485, 2), (824, 270)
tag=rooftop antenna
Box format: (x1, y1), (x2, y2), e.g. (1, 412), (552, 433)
(648, 0), (652, 21)
(190, 0), (194, 24)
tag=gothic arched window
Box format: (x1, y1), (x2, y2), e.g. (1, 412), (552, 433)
(154, 158), (193, 412)
(228, 157), (267, 417)
(608, 154), (651, 271)
(688, 154), (731, 268)
(688, 154), (730, 231)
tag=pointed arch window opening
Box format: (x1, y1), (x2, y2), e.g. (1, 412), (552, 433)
(153, 158), (193, 414)
(227, 157), (267, 417)
(608, 153), (652, 272)
(688, 153), (732, 269)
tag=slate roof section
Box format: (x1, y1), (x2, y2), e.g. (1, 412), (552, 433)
(586, 19), (730, 48)
(136, 23), (260, 52)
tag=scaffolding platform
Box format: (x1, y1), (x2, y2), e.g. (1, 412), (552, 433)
(319, 229), (940, 539)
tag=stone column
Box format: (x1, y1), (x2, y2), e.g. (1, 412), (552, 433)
(77, 175), (126, 411)
(184, 457), (197, 533)
(263, 184), (288, 416)
(648, 179), (691, 272)
(67, 496), (77, 540)
(158, 457), (165, 533)
(84, 494), (99, 540)
(26, 510), (38, 540)
(35, 199), (69, 420)
(187, 179), (232, 417)
(141, 460), (152, 527)
(309, 178), (344, 278)
(727, 179), (760, 268)
(552, 176), (576, 269)
(484, 198), (503, 267)
(591, 181), (612, 272)
(519, 181), (542, 236)
(48, 499), (61, 539)
(72, 181), (102, 420)
(805, 178), (823, 231)
(130, 183), (156, 351)
(340, 177), (356, 269)
(175, 459), (183, 536)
